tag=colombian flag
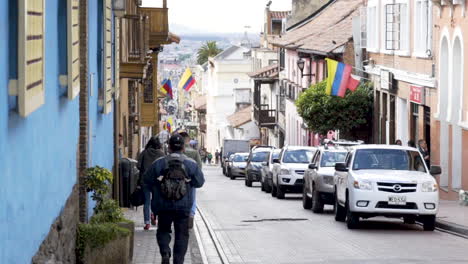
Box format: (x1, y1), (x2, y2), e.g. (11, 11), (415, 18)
(161, 79), (173, 99)
(325, 58), (361, 97)
(178, 68), (196, 92)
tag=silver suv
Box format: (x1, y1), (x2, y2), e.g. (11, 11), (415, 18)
(261, 149), (281, 193)
(303, 146), (348, 213)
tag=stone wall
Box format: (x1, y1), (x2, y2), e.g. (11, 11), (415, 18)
(32, 185), (79, 264)
(287, 0), (329, 29)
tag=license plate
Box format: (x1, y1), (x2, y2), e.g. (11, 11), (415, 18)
(388, 196), (406, 205)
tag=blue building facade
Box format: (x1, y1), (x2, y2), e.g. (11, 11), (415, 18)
(0, 0), (116, 263)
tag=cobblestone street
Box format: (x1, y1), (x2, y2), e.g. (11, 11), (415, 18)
(195, 167), (468, 264)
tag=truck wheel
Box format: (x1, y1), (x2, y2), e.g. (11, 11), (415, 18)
(334, 193), (346, 222)
(276, 184), (285, 199)
(302, 186), (312, 209)
(422, 215), (436, 231)
(346, 200), (359, 229)
(311, 187), (324, 213)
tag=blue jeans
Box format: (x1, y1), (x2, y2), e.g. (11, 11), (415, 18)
(144, 187), (151, 224)
(190, 189), (197, 216)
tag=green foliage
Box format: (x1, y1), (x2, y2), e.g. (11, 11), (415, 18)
(296, 80), (373, 136)
(76, 223), (130, 263)
(197, 41), (222, 65)
(90, 199), (125, 224)
(84, 166), (113, 205)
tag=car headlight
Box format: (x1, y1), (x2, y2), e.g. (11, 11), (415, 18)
(353, 180), (372, 190)
(422, 181), (438, 192)
(280, 169), (290, 175)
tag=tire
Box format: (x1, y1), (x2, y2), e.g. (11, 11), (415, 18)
(334, 193), (346, 222)
(271, 182), (277, 197)
(245, 174), (252, 187)
(230, 171), (236, 180)
(346, 199), (359, 229)
(265, 179), (272, 193)
(261, 181), (265, 192)
(422, 215), (436, 231)
(302, 186), (312, 209)
(403, 217), (416, 225)
(311, 186), (324, 213)
(276, 183), (285, 199)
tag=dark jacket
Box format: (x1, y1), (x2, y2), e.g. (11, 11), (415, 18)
(137, 148), (165, 185)
(143, 153), (205, 215)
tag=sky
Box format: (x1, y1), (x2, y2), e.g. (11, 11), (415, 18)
(141, 0), (292, 34)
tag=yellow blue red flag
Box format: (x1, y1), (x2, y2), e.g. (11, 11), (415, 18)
(178, 68), (196, 92)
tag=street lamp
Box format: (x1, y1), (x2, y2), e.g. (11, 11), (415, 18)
(297, 59), (315, 78)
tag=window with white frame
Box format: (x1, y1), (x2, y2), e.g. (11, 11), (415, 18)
(414, 0), (432, 57)
(366, 1), (379, 51)
(382, 0), (409, 53)
(103, 0), (113, 114)
(67, 0), (80, 100)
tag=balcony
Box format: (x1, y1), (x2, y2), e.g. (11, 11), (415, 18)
(140, 6), (170, 48)
(120, 14), (150, 79)
(254, 104), (276, 129)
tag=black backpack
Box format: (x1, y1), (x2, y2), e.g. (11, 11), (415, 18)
(159, 155), (190, 201)
(130, 187), (145, 207)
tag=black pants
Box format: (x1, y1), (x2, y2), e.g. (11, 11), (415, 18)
(156, 211), (190, 264)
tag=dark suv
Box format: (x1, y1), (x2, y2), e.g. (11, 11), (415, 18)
(245, 146), (274, 187)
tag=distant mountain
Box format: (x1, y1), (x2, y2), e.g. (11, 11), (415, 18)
(170, 24), (260, 43)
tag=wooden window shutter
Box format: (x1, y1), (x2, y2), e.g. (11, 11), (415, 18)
(103, 0), (113, 114)
(114, 18), (121, 100)
(67, 0), (80, 100)
(17, 0), (45, 117)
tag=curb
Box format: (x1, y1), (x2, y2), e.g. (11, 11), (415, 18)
(436, 219), (468, 237)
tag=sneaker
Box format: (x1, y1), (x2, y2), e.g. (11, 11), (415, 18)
(188, 216), (194, 229)
(151, 213), (157, 226)
(144, 224), (150, 230)
(161, 253), (170, 264)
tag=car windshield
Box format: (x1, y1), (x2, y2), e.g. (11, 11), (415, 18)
(251, 151), (269, 162)
(282, 149), (314, 164)
(320, 151), (347, 167)
(352, 149), (426, 172)
(272, 151), (280, 160)
(233, 154), (248, 162)
(228, 155), (235, 161)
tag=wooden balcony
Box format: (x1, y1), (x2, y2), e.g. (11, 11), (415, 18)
(254, 104), (277, 129)
(120, 14), (150, 79)
(140, 7), (170, 48)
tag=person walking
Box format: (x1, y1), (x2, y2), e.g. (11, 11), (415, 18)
(207, 152), (213, 164)
(418, 139), (430, 168)
(407, 140), (416, 148)
(395, 139), (402, 146)
(137, 136), (165, 230)
(215, 150), (220, 164)
(179, 132), (202, 228)
(143, 134), (205, 264)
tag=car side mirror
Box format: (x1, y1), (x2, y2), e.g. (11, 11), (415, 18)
(308, 163), (317, 170)
(273, 158), (280, 164)
(430, 165), (442, 176)
(261, 162), (268, 166)
(244, 157), (249, 162)
(335, 162), (348, 172)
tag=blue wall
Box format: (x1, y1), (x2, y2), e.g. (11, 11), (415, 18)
(0, 0), (114, 263)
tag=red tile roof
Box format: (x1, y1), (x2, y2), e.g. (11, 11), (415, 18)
(270, 11), (291, 19)
(227, 106), (252, 128)
(248, 64), (279, 79)
(271, 0), (363, 54)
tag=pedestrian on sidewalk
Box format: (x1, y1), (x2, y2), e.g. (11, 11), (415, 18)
(395, 139), (402, 146)
(137, 136), (165, 230)
(215, 149), (220, 164)
(207, 152), (213, 164)
(143, 134), (205, 264)
(407, 140), (416, 148)
(418, 139), (430, 168)
(179, 131), (202, 229)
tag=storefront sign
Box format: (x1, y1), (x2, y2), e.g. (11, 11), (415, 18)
(409, 85), (425, 104)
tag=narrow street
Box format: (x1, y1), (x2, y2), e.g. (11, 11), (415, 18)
(197, 167), (468, 264)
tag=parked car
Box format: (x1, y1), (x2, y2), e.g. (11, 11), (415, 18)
(224, 154), (235, 177)
(228, 152), (249, 180)
(261, 149), (281, 193)
(303, 146), (348, 213)
(222, 139), (250, 175)
(245, 146), (275, 187)
(333, 145), (441, 231)
(271, 146), (317, 199)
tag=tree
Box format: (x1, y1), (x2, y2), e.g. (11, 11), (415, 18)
(197, 41), (222, 65)
(296, 80), (373, 139)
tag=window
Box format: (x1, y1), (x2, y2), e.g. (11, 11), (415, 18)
(103, 0), (113, 114)
(382, 0), (409, 54)
(352, 149), (426, 172)
(114, 18), (120, 99)
(366, 0), (379, 51)
(282, 149), (314, 164)
(320, 151), (347, 167)
(15, 0), (45, 117)
(67, 0), (80, 100)
(413, 0), (432, 57)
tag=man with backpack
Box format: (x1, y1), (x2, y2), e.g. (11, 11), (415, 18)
(143, 134), (205, 264)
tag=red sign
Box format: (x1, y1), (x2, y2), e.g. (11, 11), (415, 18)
(410, 85), (424, 104)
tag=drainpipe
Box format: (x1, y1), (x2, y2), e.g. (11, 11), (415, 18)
(78, 0), (89, 223)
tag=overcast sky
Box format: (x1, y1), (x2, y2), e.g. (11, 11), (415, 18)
(141, 0), (292, 33)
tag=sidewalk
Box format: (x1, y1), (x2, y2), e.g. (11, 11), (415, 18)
(436, 200), (468, 236)
(123, 208), (203, 264)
